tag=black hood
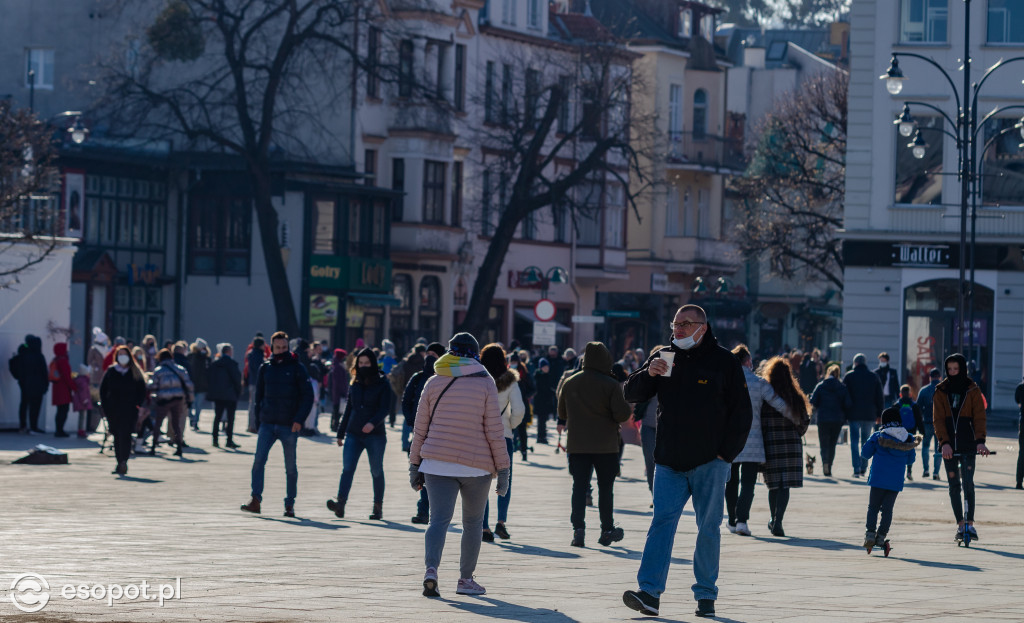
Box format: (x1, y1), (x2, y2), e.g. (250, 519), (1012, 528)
(422, 354), (438, 376)
(24, 335), (42, 353)
(582, 341), (614, 375)
(939, 353), (972, 394)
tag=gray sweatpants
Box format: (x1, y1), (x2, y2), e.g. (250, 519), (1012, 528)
(423, 473), (491, 579)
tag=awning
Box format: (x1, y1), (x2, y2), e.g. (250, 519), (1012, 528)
(348, 292), (402, 307)
(513, 308), (572, 333)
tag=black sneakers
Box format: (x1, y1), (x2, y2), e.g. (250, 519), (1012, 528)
(494, 523), (511, 540)
(623, 590), (659, 616)
(695, 598), (715, 618)
(571, 529), (585, 547)
(598, 527), (624, 546)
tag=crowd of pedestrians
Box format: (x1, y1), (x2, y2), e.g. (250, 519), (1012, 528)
(4, 304), (1021, 618)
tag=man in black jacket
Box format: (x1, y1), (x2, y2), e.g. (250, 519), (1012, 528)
(10, 337), (49, 434)
(874, 352), (900, 406)
(844, 353), (884, 477)
(401, 352), (440, 523)
(241, 331), (314, 517)
(622, 305), (752, 620)
(533, 358), (557, 444)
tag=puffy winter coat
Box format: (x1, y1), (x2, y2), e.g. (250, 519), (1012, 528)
(810, 376), (851, 424)
(733, 366), (789, 463)
(49, 343), (74, 406)
(494, 369), (526, 439)
(338, 369), (390, 440)
(558, 342), (633, 454)
(187, 350), (210, 393)
(253, 353), (314, 427)
(410, 358), (510, 474)
(149, 362), (195, 404)
(932, 380), (987, 453)
(100, 366), (148, 425)
(533, 368), (558, 415)
(861, 427), (920, 492)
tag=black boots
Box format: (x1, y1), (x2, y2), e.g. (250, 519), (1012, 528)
(326, 499), (345, 518)
(369, 501), (383, 520)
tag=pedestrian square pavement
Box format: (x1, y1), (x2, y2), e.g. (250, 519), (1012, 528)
(0, 415), (1022, 622)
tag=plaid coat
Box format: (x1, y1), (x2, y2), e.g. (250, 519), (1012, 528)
(762, 403), (807, 490)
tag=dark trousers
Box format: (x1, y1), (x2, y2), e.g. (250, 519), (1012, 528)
(55, 404), (70, 434)
(725, 462), (760, 525)
(817, 421), (844, 466)
(110, 414), (136, 465)
(417, 487), (430, 518)
(515, 420), (528, 460)
(866, 486), (899, 538)
(213, 400), (236, 444)
(388, 391), (397, 426)
(1017, 418), (1023, 486)
(944, 453), (977, 523)
(768, 487), (791, 525)
(19, 394), (44, 430)
(536, 411), (551, 443)
(569, 453), (618, 531)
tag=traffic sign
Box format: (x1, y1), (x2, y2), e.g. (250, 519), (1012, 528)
(571, 315), (605, 324)
(534, 299), (556, 321)
(533, 321), (557, 345)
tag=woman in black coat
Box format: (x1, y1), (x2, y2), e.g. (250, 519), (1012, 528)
(100, 345), (148, 476)
(207, 343), (243, 449)
(810, 364), (852, 477)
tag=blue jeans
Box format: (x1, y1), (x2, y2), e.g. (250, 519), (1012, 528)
(483, 437), (514, 528)
(848, 420), (875, 474)
(920, 423), (942, 474)
(641, 426), (657, 492)
(402, 418), (414, 453)
(337, 433), (387, 503)
(190, 393), (205, 427)
(250, 423), (299, 507)
(637, 459), (731, 601)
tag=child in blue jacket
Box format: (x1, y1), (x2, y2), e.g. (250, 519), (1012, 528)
(861, 406), (921, 554)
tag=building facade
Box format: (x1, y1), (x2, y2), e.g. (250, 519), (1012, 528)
(844, 0), (1024, 409)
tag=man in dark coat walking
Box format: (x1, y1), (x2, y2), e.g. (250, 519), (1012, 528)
(207, 343), (243, 449)
(9, 335), (49, 433)
(622, 305), (752, 620)
(844, 353), (884, 477)
(874, 352), (900, 407)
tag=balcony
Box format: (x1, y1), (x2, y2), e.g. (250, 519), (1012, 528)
(659, 236), (739, 273)
(665, 131), (745, 173)
(389, 100), (454, 137)
(390, 222), (462, 259)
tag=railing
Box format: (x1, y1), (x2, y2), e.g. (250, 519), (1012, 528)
(389, 100), (454, 135)
(666, 131), (745, 171)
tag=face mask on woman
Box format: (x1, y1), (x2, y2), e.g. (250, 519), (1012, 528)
(117, 354), (131, 366)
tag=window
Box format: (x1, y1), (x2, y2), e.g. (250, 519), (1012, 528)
(398, 40), (414, 97)
(392, 158), (405, 221)
(525, 69), (541, 130)
(451, 161), (464, 227)
(700, 14), (714, 40)
(25, 48), (54, 89)
(423, 161), (446, 224)
(582, 84), (601, 139)
(605, 183), (624, 248)
(188, 197), (252, 275)
(577, 182), (602, 246)
(988, 0), (1024, 43)
(557, 76), (571, 133)
(554, 201), (569, 242)
(522, 212), (536, 240)
(528, 0), (542, 28)
(693, 89), (708, 139)
(482, 169), (493, 236)
(347, 199), (362, 252)
(678, 9), (692, 37)
(454, 44), (467, 111)
(900, 0), (948, 43)
(502, 64), (513, 124)
(364, 149), (377, 186)
(503, 0), (517, 25)
(665, 186), (681, 236)
(668, 84), (683, 138)
(391, 273), (413, 340)
(980, 116), (1024, 205)
(313, 200), (335, 254)
(367, 28), (381, 98)
(485, 62), (498, 123)
(894, 116), (943, 205)
(112, 285), (163, 344)
(683, 188), (695, 236)
(419, 276), (441, 341)
(425, 41), (447, 101)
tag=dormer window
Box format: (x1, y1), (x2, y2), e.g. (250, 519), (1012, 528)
(700, 13), (714, 40)
(677, 8), (692, 37)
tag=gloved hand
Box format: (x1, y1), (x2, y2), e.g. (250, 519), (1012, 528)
(496, 468), (511, 496)
(409, 464), (424, 491)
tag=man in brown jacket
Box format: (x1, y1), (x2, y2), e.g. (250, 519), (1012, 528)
(558, 341), (633, 548)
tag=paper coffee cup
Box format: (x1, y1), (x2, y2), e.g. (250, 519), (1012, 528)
(659, 351), (675, 367)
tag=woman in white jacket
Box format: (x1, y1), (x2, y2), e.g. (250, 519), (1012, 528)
(480, 343), (525, 541)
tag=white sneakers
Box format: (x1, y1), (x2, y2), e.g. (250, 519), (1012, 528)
(734, 522), (752, 536)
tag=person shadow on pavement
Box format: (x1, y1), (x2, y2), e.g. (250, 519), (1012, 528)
(257, 516), (347, 530)
(442, 595), (580, 622)
(493, 541), (581, 559)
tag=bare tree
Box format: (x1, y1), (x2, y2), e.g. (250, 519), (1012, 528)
(0, 99), (60, 285)
(729, 69), (847, 289)
(456, 39), (652, 339)
(97, 0), (409, 335)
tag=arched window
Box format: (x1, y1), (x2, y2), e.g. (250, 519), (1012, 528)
(418, 276), (441, 342)
(693, 89), (707, 139)
(391, 274), (413, 343)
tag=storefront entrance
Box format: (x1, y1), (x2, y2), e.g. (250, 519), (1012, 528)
(903, 279), (992, 399)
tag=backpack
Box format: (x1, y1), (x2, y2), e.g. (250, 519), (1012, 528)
(898, 403), (916, 430)
(48, 360), (61, 383)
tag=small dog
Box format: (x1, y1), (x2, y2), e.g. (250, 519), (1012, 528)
(805, 453), (817, 475)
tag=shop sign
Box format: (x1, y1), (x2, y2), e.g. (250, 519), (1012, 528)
(127, 262), (161, 285)
(309, 256), (392, 292)
(892, 244), (950, 268)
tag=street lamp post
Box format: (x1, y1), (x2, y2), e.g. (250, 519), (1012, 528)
(881, 0), (1024, 355)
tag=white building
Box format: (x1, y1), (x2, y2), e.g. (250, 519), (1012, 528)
(844, 0), (1024, 408)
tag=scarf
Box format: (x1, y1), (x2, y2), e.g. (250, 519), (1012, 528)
(434, 353), (489, 378)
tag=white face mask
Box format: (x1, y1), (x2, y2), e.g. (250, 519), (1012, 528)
(117, 354), (131, 366)
(672, 331), (703, 351)
(879, 362), (888, 369)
